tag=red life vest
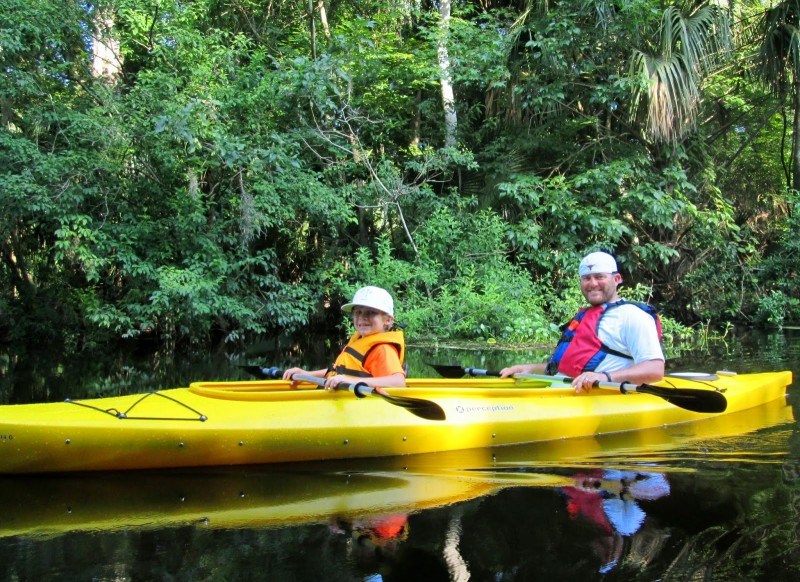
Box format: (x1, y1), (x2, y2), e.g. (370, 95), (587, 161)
(545, 301), (662, 377)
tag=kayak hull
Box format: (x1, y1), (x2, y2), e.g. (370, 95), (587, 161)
(0, 371), (791, 474)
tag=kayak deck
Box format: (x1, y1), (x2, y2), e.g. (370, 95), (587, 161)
(0, 371), (791, 473)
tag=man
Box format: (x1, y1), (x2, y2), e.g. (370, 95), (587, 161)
(500, 251), (665, 392)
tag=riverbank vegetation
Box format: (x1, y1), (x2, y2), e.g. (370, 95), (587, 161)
(2, 0), (799, 354)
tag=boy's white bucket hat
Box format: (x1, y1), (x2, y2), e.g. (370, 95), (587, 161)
(341, 286), (394, 316)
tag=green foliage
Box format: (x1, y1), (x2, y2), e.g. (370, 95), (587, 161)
(339, 211), (558, 345)
(497, 156), (685, 277)
(749, 190), (800, 327)
(0, 0), (795, 353)
(753, 290), (800, 328)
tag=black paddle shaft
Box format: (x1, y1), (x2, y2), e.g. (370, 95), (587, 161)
(429, 364), (502, 378)
(291, 374), (447, 422)
(239, 365), (283, 379)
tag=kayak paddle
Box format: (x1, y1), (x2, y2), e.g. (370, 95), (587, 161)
(523, 372), (727, 413)
(238, 365), (284, 379)
(291, 373), (446, 421)
(429, 364), (501, 378)
(428, 363), (727, 414)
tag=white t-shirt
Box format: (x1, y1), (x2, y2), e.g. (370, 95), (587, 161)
(594, 303), (665, 373)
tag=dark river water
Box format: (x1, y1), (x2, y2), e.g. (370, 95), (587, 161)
(1, 329), (799, 581)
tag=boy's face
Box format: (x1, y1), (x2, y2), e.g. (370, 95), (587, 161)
(351, 306), (393, 336)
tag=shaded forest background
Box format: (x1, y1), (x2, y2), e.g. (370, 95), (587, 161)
(2, 0), (800, 355)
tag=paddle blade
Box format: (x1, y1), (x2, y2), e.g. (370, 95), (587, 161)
(385, 395), (447, 421)
(637, 385), (727, 414)
(367, 386), (446, 421)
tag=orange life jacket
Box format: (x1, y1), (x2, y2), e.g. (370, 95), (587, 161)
(329, 330), (405, 378)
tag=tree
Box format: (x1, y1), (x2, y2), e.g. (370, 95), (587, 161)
(629, 4), (732, 146)
(756, 0), (800, 194)
(2, 0), (798, 351)
(91, 5), (121, 79)
(438, 0), (458, 147)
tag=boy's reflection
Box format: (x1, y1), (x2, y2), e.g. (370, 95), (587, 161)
(328, 513), (437, 580)
(330, 512), (410, 558)
(329, 512), (450, 580)
(560, 470), (670, 572)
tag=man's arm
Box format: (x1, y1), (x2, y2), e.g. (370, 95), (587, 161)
(569, 359), (664, 394)
(499, 362), (548, 378)
(606, 358), (664, 385)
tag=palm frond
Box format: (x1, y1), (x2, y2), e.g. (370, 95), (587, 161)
(662, 5), (732, 73)
(757, 2), (800, 96)
(631, 50), (700, 143)
(629, 5), (732, 145)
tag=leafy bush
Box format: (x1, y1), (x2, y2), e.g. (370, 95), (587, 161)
(337, 208), (697, 349)
(338, 210), (557, 344)
(753, 290), (800, 328)
(751, 191), (800, 327)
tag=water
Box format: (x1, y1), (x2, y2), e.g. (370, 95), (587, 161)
(1, 330), (799, 580)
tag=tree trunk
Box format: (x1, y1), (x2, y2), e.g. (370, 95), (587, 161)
(308, 0), (317, 60)
(91, 8), (121, 79)
(317, 0), (331, 41)
(438, 0), (457, 148)
(793, 79), (800, 194)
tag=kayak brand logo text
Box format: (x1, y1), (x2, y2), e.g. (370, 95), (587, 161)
(0, 434), (13, 441)
(455, 404), (514, 414)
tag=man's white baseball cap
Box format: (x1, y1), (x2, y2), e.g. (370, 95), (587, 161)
(579, 252), (618, 277)
(341, 286), (394, 316)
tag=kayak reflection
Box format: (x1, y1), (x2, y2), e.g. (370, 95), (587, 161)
(560, 470), (670, 573)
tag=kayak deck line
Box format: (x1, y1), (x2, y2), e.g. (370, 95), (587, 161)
(65, 391), (208, 422)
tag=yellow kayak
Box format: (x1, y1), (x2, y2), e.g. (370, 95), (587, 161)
(1, 395), (793, 539)
(0, 370), (791, 474)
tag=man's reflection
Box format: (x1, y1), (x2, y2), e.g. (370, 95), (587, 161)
(560, 470), (670, 572)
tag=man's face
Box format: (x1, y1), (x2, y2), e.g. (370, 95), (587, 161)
(580, 272), (621, 306)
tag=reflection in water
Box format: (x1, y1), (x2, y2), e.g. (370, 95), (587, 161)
(322, 469), (673, 578)
(330, 513), (452, 581)
(331, 513), (409, 558)
(443, 508), (469, 582)
(560, 470), (670, 573)
(0, 437), (797, 580)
